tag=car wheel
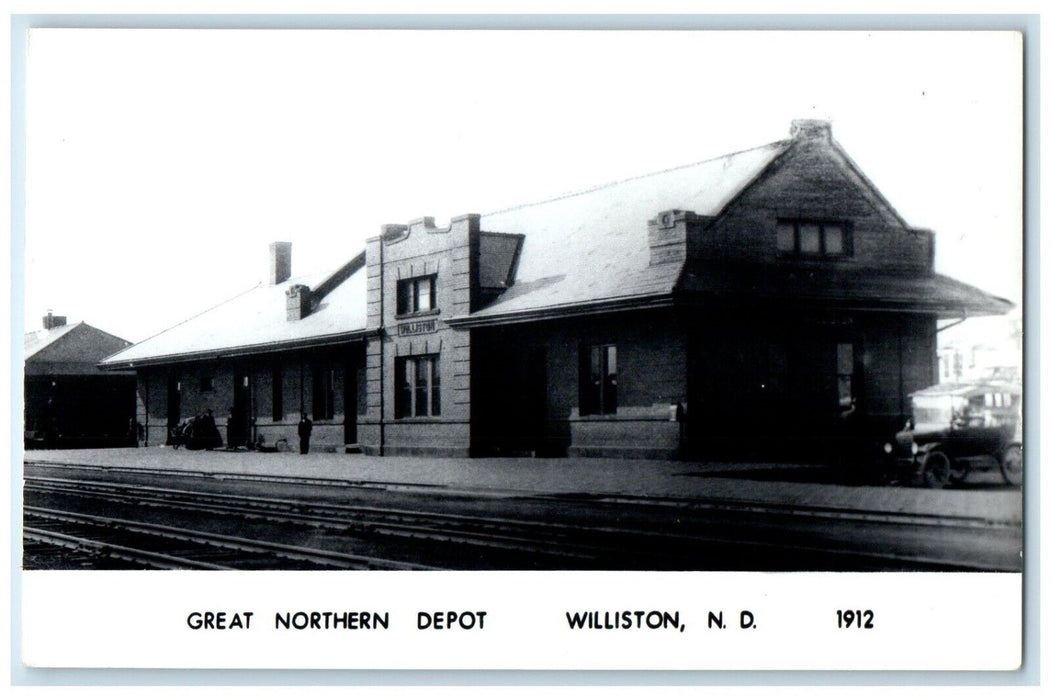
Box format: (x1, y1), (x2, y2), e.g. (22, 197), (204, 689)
(922, 450), (952, 489)
(949, 462), (969, 484)
(999, 444), (1022, 486)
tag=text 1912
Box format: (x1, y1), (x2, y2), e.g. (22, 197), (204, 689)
(837, 610), (874, 629)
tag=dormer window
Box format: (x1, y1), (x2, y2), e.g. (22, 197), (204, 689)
(776, 220), (851, 258)
(397, 275), (437, 315)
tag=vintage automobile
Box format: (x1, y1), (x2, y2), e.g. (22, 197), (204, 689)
(886, 382), (1022, 488)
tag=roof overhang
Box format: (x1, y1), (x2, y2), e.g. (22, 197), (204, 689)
(675, 265), (1014, 321)
(26, 361), (135, 377)
(672, 295), (1014, 319)
(98, 329), (375, 370)
(448, 287), (1012, 330)
(447, 293), (676, 328)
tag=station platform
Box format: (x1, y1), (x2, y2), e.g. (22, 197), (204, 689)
(22, 447), (1023, 525)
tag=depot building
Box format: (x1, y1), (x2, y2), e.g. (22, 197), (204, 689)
(99, 120), (1012, 459)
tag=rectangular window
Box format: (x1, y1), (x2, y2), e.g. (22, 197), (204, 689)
(200, 372), (214, 392)
(395, 355), (441, 418)
(396, 275), (437, 315)
(799, 223), (821, 254)
(776, 220), (852, 258)
(776, 222), (795, 252)
(580, 344), (617, 416)
(837, 343), (855, 410)
(312, 367), (336, 421)
(272, 367), (283, 422)
(824, 224), (845, 255)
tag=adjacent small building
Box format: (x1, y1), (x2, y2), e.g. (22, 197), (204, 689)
(937, 313), (1023, 385)
(25, 313), (137, 448)
(100, 120), (1013, 458)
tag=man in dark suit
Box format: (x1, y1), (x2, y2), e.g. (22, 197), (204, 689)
(298, 413), (313, 454)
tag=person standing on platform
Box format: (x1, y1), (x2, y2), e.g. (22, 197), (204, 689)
(298, 413), (313, 454)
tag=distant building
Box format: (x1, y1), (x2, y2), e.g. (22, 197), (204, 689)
(938, 314), (1023, 385)
(25, 312), (137, 448)
(101, 120), (1012, 458)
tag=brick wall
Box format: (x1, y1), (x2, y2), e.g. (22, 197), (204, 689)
(472, 310), (689, 458)
(359, 215), (479, 456)
(698, 138), (934, 272)
(135, 346), (365, 452)
(684, 309), (937, 454)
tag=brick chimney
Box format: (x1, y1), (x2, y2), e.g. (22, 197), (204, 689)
(790, 119), (832, 143)
(270, 242), (292, 285)
(42, 310), (67, 330)
(286, 284), (311, 321)
(648, 210), (706, 266)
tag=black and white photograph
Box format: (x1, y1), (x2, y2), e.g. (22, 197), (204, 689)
(12, 20), (1028, 674)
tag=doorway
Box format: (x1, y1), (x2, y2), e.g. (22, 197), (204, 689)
(231, 370), (251, 448)
(499, 346), (548, 454)
(166, 373), (181, 439)
(344, 363), (358, 445)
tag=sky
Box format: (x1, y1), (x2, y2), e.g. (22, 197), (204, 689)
(21, 29), (1023, 348)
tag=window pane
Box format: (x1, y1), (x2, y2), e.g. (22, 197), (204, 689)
(416, 278), (431, 311)
(838, 376), (853, 409)
(396, 359), (412, 418)
(799, 224), (821, 253)
(824, 225), (845, 255)
(598, 345), (617, 415)
(579, 346), (598, 416)
(430, 358), (441, 416)
(837, 343), (854, 374)
(590, 346), (603, 385)
(776, 223), (795, 252)
(397, 281), (412, 315)
(414, 359), (428, 416)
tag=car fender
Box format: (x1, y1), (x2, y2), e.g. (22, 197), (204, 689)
(915, 441), (944, 457)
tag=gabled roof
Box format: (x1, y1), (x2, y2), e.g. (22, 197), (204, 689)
(24, 322), (81, 360)
(25, 321), (133, 375)
(97, 121), (1013, 366)
(100, 263), (369, 369)
(470, 140), (790, 321)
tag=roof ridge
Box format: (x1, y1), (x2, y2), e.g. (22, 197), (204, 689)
(24, 321), (82, 359)
(102, 283), (265, 362)
(25, 319), (83, 335)
(312, 250), (367, 303)
(483, 139), (791, 218)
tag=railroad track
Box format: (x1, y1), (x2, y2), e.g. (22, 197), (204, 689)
(25, 458), (1020, 529)
(23, 475), (648, 566)
(23, 473), (1012, 571)
(23, 504), (435, 570)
